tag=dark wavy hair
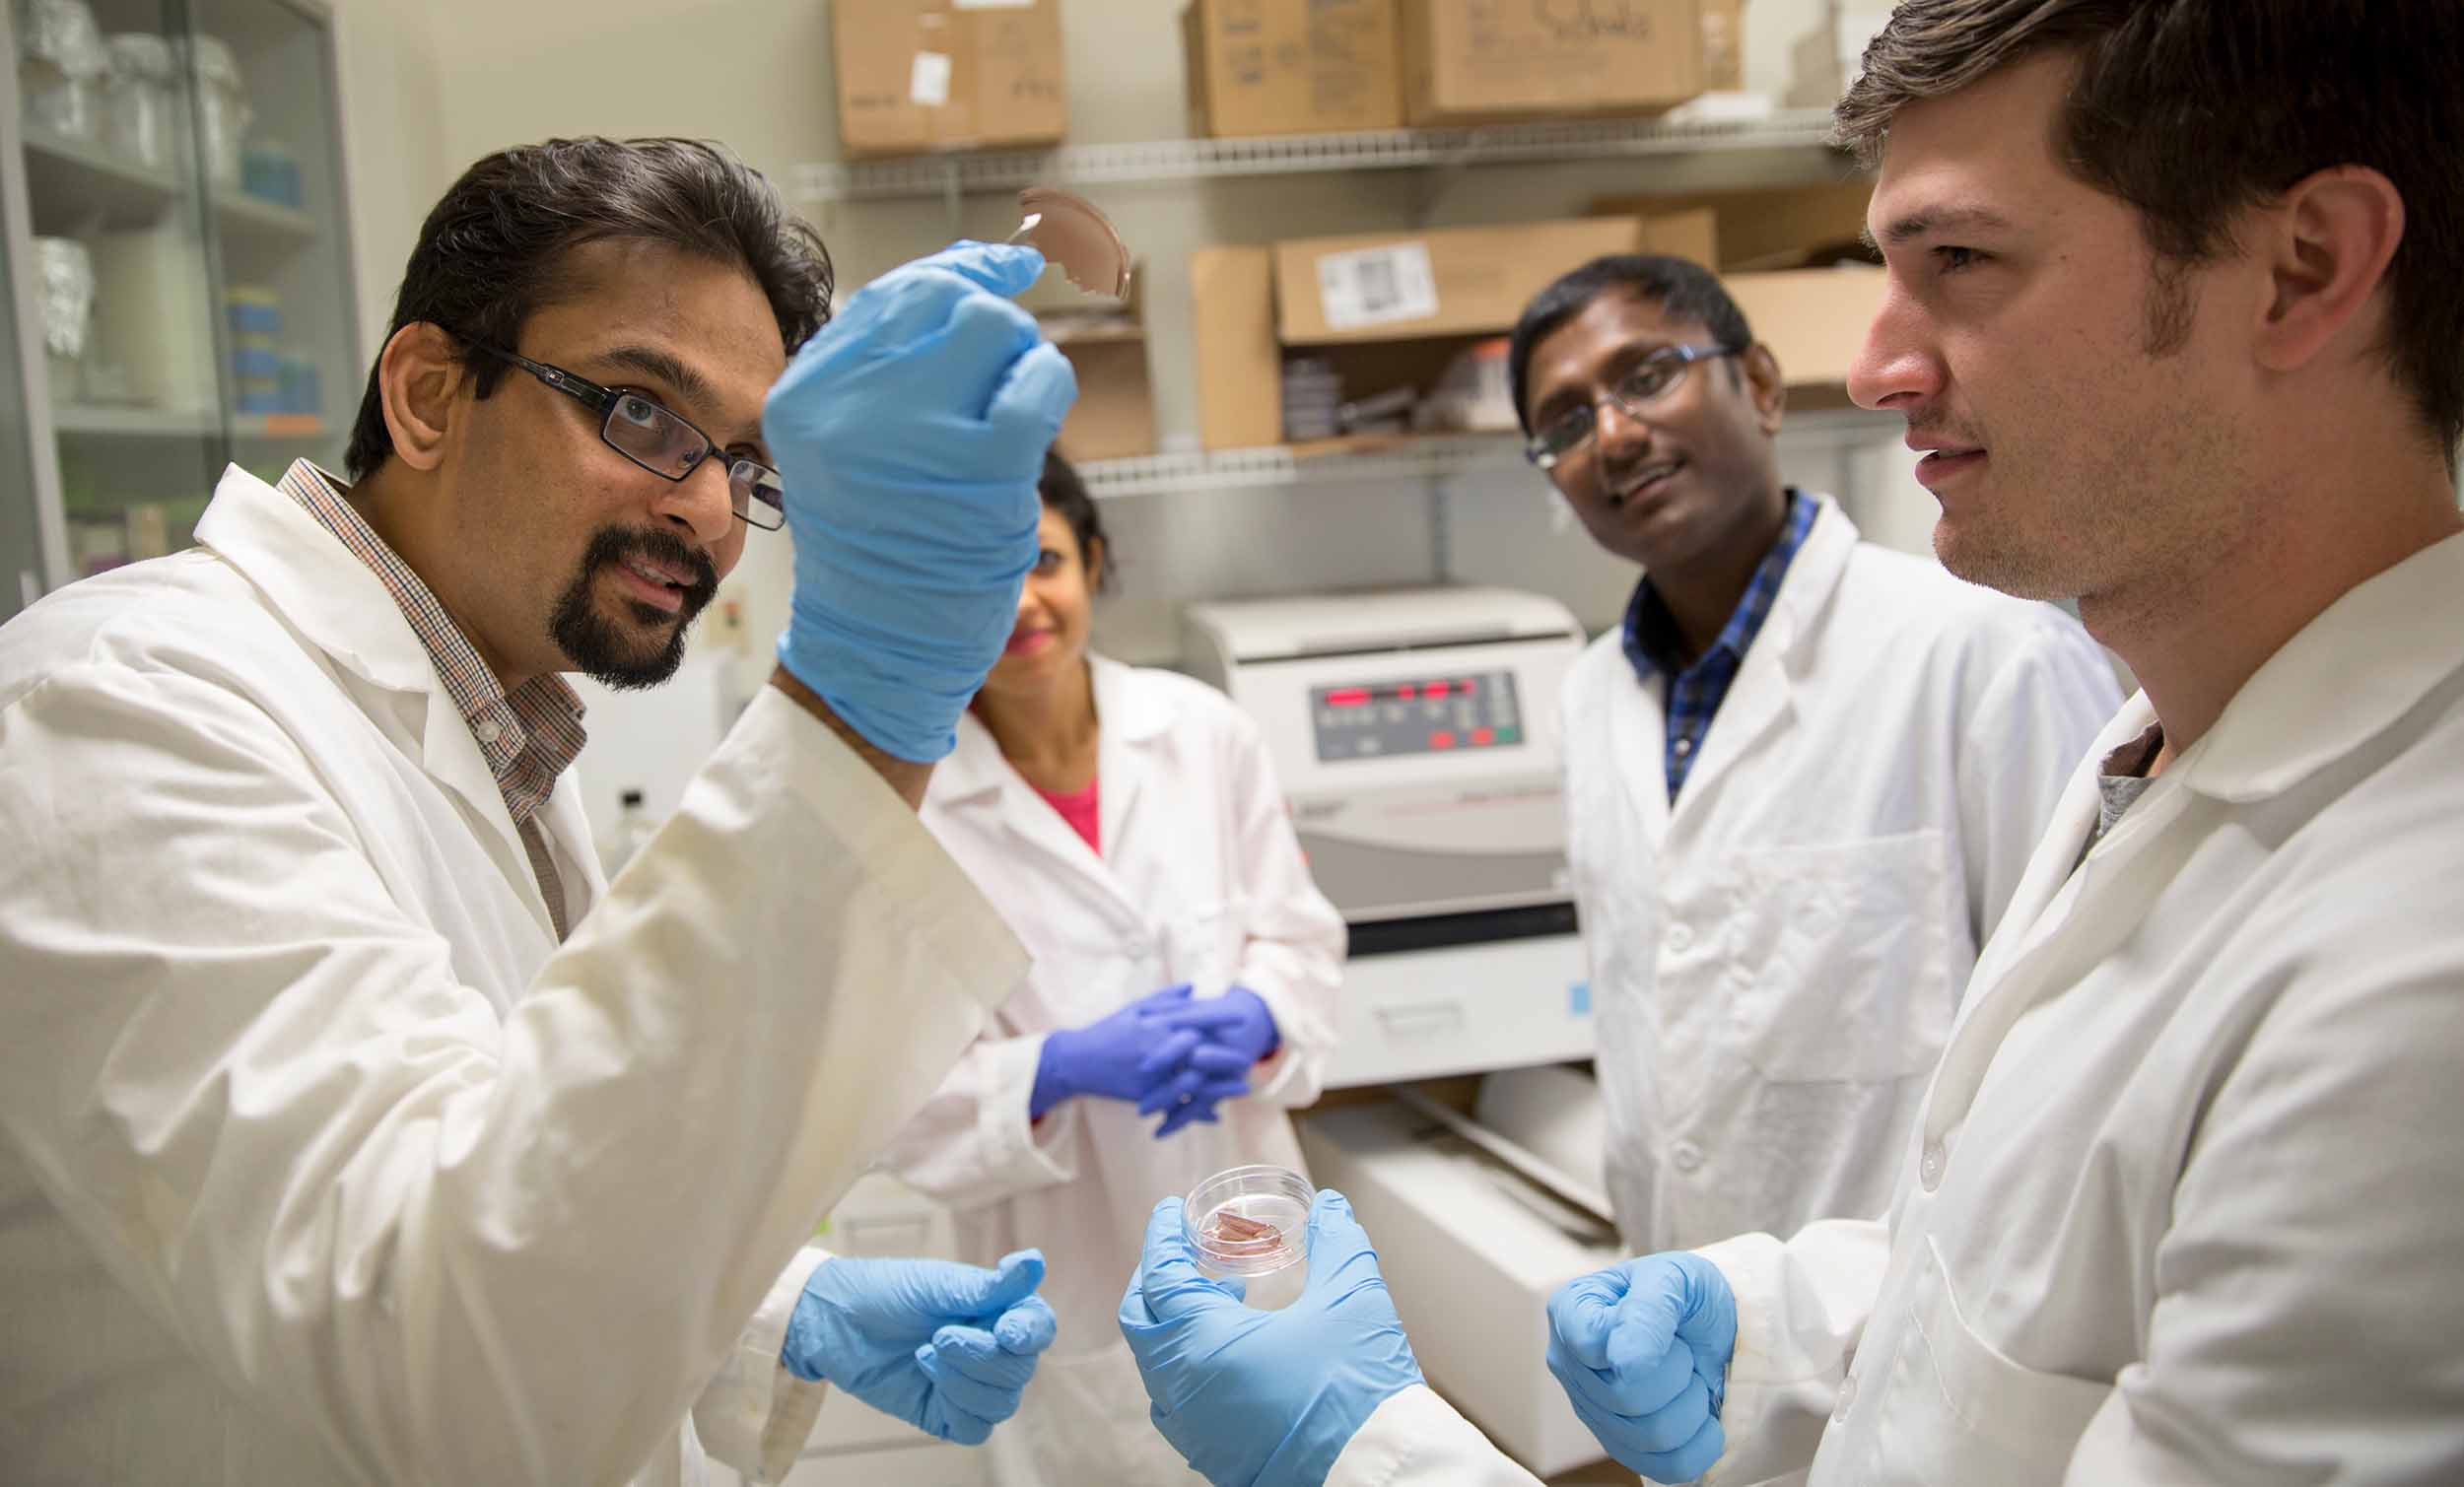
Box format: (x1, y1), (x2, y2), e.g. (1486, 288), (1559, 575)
(345, 137), (833, 479)
(1835, 0), (2464, 462)
(1038, 449), (1116, 591)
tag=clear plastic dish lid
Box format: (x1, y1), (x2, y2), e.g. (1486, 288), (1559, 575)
(1010, 187), (1131, 301)
(1184, 1164), (1311, 1277)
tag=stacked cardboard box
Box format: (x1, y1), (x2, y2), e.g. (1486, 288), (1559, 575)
(1189, 199), (1888, 449)
(832, 0), (1068, 159)
(1183, 0), (1403, 137)
(1399, 0), (1703, 125)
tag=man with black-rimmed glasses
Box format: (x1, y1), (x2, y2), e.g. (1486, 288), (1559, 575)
(0, 136), (1078, 1486)
(1508, 254), (2116, 1262)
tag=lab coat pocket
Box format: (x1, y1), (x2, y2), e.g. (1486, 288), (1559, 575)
(1866, 1240), (2113, 1483)
(1160, 897), (1245, 993)
(1728, 830), (1955, 1083)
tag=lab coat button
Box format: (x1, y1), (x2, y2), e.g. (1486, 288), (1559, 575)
(1920, 1141), (1947, 1190)
(1673, 736), (1694, 758)
(1834, 1371), (1859, 1421)
(1666, 922), (1694, 954)
(1671, 1141), (1704, 1174)
(473, 719), (503, 744)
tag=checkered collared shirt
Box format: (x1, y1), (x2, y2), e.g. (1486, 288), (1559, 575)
(276, 460), (587, 935)
(1621, 488), (1819, 803)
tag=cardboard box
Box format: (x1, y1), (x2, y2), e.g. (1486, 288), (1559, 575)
(1701, 0), (1747, 91)
(1273, 211), (1716, 344)
(1183, 0), (1403, 138)
(1189, 212), (1717, 449)
(1725, 264), (1886, 386)
(1047, 321), (1156, 461)
(1297, 1100), (1624, 1477)
(1032, 266), (1155, 462)
(832, 0), (1067, 159)
(1399, 0), (1702, 125)
(1190, 244), (1281, 450)
(1593, 179), (1876, 271)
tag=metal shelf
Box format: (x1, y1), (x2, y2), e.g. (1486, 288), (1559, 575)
(54, 406), (324, 440)
(792, 110), (1845, 204)
(1079, 434), (1527, 499)
(22, 128), (317, 244)
(1079, 409), (1898, 499)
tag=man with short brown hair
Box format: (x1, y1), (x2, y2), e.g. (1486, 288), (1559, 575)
(1116, 5), (2464, 1483)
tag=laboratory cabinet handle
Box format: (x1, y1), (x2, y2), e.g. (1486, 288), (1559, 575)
(1373, 999), (1467, 1041)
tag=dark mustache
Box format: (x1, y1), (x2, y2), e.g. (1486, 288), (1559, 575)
(583, 526), (719, 610)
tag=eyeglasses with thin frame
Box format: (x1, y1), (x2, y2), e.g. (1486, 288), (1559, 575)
(463, 341), (787, 532)
(1525, 343), (1745, 471)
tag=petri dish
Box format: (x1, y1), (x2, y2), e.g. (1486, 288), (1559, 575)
(1182, 1164), (1312, 1311)
(1009, 186), (1132, 300)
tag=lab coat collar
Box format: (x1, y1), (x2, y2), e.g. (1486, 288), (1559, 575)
(1750, 492), (1858, 673)
(934, 652), (1168, 805)
(191, 462), (443, 696)
(191, 464), (553, 929)
(1659, 495), (1858, 824)
(2176, 529), (2464, 804)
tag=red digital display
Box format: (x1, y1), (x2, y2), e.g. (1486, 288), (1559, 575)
(1430, 730), (1457, 749)
(1325, 688), (1371, 708)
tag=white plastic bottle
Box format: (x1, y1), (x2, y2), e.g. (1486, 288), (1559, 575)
(601, 788), (657, 878)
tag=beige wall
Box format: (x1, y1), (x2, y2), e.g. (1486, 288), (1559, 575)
(328, 0), (1900, 671)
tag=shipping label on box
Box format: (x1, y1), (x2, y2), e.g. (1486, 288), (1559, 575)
(1315, 241), (1441, 332)
(1275, 215), (1698, 343)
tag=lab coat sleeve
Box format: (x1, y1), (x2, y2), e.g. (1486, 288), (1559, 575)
(1325, 1385), (1548, 1486)
(874, 1030), (1087, 1211)
(693, 1246), (832, 1484)
(0, 671), (1024, 1486)
(1221, 708), (1348, 1108)
(1692, 1217), (1895, 1486)
(2057, 915), (2464, 1484)
(1953, 614), (2120, 950)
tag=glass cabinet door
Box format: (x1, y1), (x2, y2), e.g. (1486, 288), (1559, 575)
(183, 0), (355, 483)
(3, 0), (355, 601)
(12, 0), (229, 582)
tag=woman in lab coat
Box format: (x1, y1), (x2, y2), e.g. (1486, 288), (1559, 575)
(881, 451), (1347, 1486)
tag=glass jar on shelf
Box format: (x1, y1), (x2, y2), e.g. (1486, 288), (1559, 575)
(34, 236), (96, 406)
(185, 34), (250, 184)
(18, 0), (108, 141)
(101, 33), (176, 173)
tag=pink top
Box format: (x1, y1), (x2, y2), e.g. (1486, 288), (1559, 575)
(1035, 777), (1100, 854)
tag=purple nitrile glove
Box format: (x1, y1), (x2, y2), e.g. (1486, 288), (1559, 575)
(1138, 987), (1280, 1138)
(1031, 982), (1204, 1120)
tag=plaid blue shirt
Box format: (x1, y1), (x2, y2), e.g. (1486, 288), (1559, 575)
(1622, 489), (1819, 802)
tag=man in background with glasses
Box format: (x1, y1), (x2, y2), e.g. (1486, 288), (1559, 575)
(1505, 253), (2117, 1260)
(0, 137), (1080, 1485)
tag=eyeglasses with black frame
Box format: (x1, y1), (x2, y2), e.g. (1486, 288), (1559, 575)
(1525, 343), (1745, 471)
(462, 341), (787, 532)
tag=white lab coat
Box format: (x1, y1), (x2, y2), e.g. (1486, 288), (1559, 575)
(0, 466), (1026, 1486)
(1562, 494), (2119, 1252)
(1332, 529), (2464, 1486)
(881, 654), (1346, 1486)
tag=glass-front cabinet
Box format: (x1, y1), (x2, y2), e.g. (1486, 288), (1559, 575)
(1, 0), (356, 623)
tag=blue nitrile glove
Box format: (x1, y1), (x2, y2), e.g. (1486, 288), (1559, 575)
(765, 239), (1077, 762)
(1030, 982), (1205, 1120)
(784, 1250), (1059, 1446)
(1545, 1252), (1738, 1482)
(1140, 987), (1280, 1139)
(1120, 1190), (1424, 1487)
